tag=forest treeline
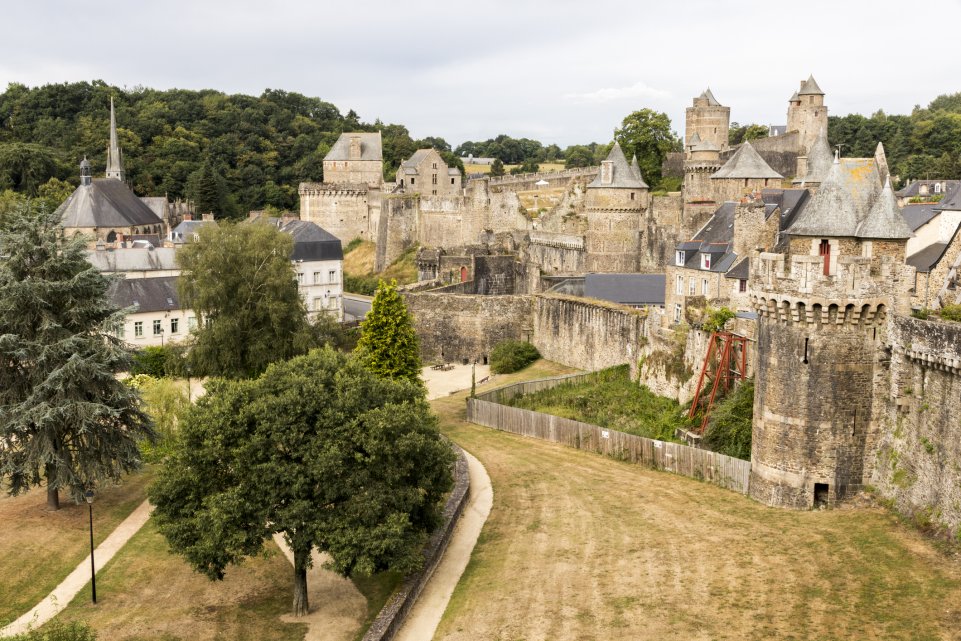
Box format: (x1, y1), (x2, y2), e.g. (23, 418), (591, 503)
(0, 81), (959, 218)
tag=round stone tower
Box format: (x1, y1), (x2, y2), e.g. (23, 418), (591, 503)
(685, 88), (730, 152)
(683, 134), (722, 203)
(749, 158), (913, 509)
(585, 142), (648, 272)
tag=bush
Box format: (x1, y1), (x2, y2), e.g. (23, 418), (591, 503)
(7, 621), (97, 640)
(490, 340), (540, 374)
(912, 308), (931, 320)
(940, 304), (961, 322)
(703, 307), (736, 333)
(701, 379), (754, 460)
(130, 345), (171, 377)
(344, 237), (364, 254)
(344, 273), (379, 296)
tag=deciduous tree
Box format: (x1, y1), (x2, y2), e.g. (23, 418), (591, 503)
(614, 109), (681, 187)
(0, 203), (154, 509)
(149, 347), (454, 616)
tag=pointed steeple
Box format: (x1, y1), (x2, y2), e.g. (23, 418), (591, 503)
(874, 142), (889, 184)
(799, 126), (832, 185)
(798, 74), (824, 96)
(857, 177), (912, 240)
(588, 142), (648, 189)
(630, 154), (643, 181)
(105, 97), (124, 181)
(700, 87), (722, 106)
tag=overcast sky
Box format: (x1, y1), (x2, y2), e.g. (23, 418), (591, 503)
(2, 0), (960, 147)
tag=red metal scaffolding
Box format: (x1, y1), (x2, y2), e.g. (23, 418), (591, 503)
(688, 331), (749, 434)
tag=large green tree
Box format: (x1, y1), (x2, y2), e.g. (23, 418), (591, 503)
(176, 220), (310, 378)
(149, 347), (454, 616)
(0, 203), (154, 509)
(614, 109), (681, 188)
(356, 279), (422, 384)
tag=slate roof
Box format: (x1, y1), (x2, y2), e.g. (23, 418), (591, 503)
(324, 132), (382, 162)
(401, 149), (434, 168)
(88, 247), (179, 273)
(140, 197), (168, 218)
(584, 273), (666, 306)
(674, 202), (741, 274)
(57, 179), (164, 230)
(630, 155), (643, 181)
(789, 91), (800, 102)
(761, 188), (810, 233)
(907, 242), (950, 273)
(691, 137), (720, 152)
(712, 141), (782, 179)
(700, 88), (722, 106)
(689, 132), (702, 145)
(798, 75), (824, 96)
(796, 126), (832, 184)
(936, 183), (961, 211)
(170, 219), (217, 242)
(588, 142), (649, 189)
(787, 156), (887, 238)
(901, 204), (941, 231)
(271, 218), (343, 262)
(856, 179), (913, 239)
(724, 257), (750, 280)
(897, 180), (960, 200)
(109, 276), (180, 314)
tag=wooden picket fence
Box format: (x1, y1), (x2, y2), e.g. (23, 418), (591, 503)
(466, 375), (751, 494)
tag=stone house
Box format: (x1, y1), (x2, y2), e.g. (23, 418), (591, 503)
(710, 141), (784, 203)
(322, 132), (383, 187)
(397, 148), (461, 196)
(109, 276), (194, 347)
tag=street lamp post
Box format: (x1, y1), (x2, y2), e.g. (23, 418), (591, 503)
(85, 489), (97, 604)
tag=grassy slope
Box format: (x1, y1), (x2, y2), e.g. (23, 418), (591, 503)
(432, 362), (961, 641)
(0, 468), (156, 627)
(343, 240), (417, 295)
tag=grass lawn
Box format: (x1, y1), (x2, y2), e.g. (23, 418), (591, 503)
(54, 519), (308, 641)
(503, 365), (688, 442)
(343, 240), (418, 295)
(0, 468), (155, 628)
(433, 363), (961, 641)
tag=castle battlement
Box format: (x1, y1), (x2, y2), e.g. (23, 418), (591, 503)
(298, 182), (371, 196)
(752, 251), (909, 300)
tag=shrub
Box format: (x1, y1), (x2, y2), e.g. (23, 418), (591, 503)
(490, 340), (540, 374)
(130, 345), (170, 377)
(344, 237), (364, 254)
(940, 304), (961, 322)
(912, 308), (930, 320)
(7, 621), (97, 640)
(703, 307), (736, 333)
(701, 379), (754, 460)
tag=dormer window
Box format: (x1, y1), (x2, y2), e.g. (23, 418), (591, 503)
(676, 250), (685, 266)
(701, 254), (712, 270)
(935, 182), (942, 194)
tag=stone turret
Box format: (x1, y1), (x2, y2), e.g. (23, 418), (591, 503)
(710, 141), (782, 202)
(79, 157), (92, 186)
(685, 88), (730, 152)
(585, 142), (649, 272)
(795, 126), (832, 186)
(749, 154), (914, 509)
(786, 75), (828, 157)
(105, 97), (124, 181)
(684, 136), (722, 203)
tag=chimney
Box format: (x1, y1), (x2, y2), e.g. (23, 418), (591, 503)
(349, 136), (362, 161)
(202, 213), (214, 222)
(183, 212), (193, 221)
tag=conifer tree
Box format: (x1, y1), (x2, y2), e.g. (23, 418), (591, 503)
(0, 203), (154, 509)
(356, 279), (422, 384)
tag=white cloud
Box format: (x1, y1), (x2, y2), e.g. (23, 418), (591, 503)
(565, 81), (670, 104)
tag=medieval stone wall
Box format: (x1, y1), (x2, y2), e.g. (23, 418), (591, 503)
(404, 293), (533, 364)
(299, 183), (378, 243)
(872, 316), (961, 537)
(376, 194), (418, 271)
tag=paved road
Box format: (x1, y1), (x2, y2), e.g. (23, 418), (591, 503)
(343, 294), (372, 322)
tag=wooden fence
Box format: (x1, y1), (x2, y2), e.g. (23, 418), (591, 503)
(467, 376), (752, 494)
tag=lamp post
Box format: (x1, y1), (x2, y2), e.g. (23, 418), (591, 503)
(85, 489), (97, 604)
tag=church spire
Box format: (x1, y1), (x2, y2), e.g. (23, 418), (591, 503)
(105, 97), (124, 181)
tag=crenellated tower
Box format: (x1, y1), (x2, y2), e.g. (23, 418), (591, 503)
(749, 155), (914, 509)
(786, 75), (828, 157)
(683, 134), (722, 204)
(584, 142), (649, 272)
(685, 88), (730, 152)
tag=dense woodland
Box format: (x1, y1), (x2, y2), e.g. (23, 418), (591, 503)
(0, 81), (959, 219)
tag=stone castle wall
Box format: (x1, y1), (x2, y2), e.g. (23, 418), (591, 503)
(483, 167), (598, 192)
(376, 194), (419, 271)
(872, 316), (961, 537)
(299, 183), (378, 243)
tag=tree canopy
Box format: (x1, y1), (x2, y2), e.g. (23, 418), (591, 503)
(149, 347), (454, 616)
(0, 202), (154, 509)
(356, 279), (422, 384)
(613, 109), (681, 188)
(176, 220), (310, 378)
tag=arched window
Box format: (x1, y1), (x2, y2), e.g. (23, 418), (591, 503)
(106, 230), (117, 243)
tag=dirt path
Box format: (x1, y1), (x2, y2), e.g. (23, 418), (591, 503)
(392, 450), (493, 641)
(0, 500), (154, 638)
(272, 534), (367, 641)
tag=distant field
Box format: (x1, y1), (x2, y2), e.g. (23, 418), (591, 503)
(466, 162), (566, 175)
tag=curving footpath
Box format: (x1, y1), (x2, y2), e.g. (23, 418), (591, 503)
(391, 449), (493, 641)
(0, 500), (155, 638)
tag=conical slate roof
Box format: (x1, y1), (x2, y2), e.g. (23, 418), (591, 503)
(712, 141), (782, 179)
(57, 179), (164, 229)
(786, 157), (860, 237)
(856, 178), (913, 239)
(700, 88), (722, 106)
(689, 132), (702, 145)
(588, 142), (648, 189)
(692, 137), (720, 152)
(874, 142), (890, 184)
(798, 126), (832, 184)
(798, 74), (824, 96)
(789, 90), (800, 102)
(630, 155), (643, 182)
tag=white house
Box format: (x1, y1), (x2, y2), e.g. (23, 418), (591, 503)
(269, 218), (345, 321)
(109, 276), (195, 347)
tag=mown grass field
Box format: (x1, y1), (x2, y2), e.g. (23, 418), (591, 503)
(433, 361), (961, 641)
(0, 469), (155, 628)
(465, 162), (566, 175)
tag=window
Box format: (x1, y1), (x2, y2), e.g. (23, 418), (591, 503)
(630, 192), (635, 201)
(134, 321), (143, 338)
(432, 162), (437, 169)
(432, 189), (437, 195)
(451, 178), (455, 185)
(701, 254), (711, 270)
(674, 303), (682, 323)
(411, 177), (415, 185)
(313, 298), (323, 311)
(329, 269), (337, 283)
(432, 174), (437, 185)
(153, 319), (162, 335)
(676, 275), (684, 295)
(739, 279), (747, 293)
(676, 250), (685, 266)
(819, 239), (831, 275)
(702, 279), (709, 295)
(935, 182), (942, 194)
(296, 272), (304, 284)
(170, 318), (179, 334)
(313, 271), (321, 284)
(689, 277), (696, 295)
(188, 316), (197, 330)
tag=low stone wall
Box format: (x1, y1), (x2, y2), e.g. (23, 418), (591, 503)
(361, 444), (471, 641)
(466, 374), (751, 494)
